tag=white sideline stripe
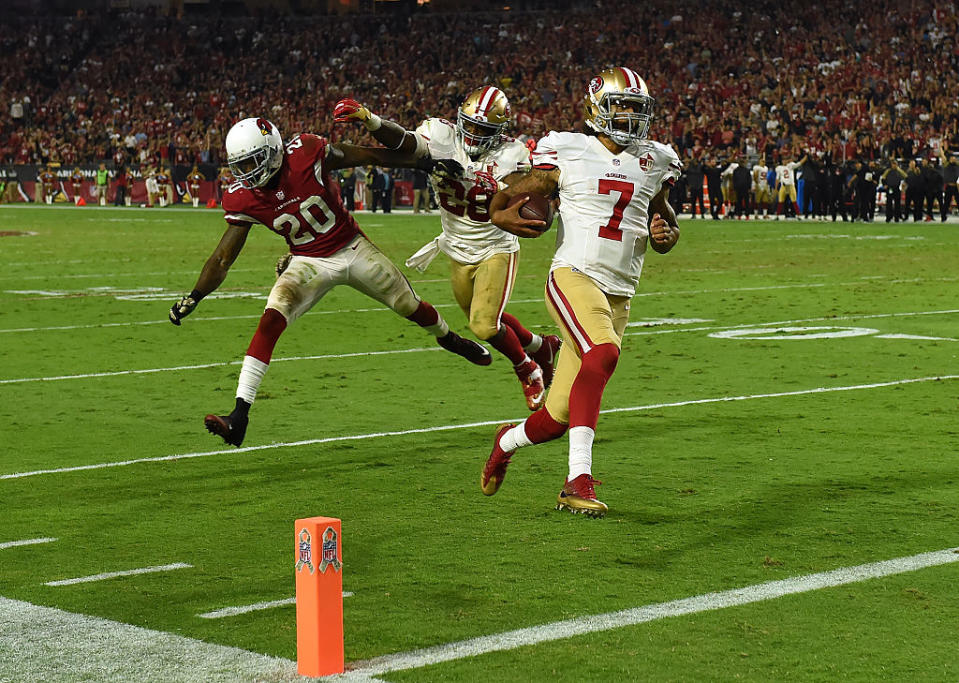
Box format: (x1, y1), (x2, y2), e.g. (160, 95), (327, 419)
(5, 307), (959, 385)
(0, 596), (306, 683)
(0, 537), (57, 550)
(197, 592), (354, 619)
(3, 374), (957, 482)
(877, 333), (959, 342)
(44, 563), (192, 586)
(0, 347), (439, 385)
(341, 547), (959, 678)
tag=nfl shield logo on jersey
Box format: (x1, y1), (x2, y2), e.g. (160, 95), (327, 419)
(638, 153), (654, 172)
(276, 190), (285, 201)
(295, 528), (315, 574)
(319, 526), (342, 573)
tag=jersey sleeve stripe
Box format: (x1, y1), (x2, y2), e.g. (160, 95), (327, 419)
(533, 163), (558, 170)
(225, 212), (257, 225)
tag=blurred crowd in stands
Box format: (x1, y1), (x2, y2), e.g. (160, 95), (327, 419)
(0, 0), (957, 213)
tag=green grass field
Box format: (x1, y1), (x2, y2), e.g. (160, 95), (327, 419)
(1, 204), (957, 682)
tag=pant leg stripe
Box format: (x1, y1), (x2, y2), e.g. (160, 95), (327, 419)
(546, 271), (592, 354)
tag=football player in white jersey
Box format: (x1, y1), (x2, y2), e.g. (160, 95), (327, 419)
(480, 66), (683, 518)
(752, 156), (772, 217)
(334, 88), (561, 412)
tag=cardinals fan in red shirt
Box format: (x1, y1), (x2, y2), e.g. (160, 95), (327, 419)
(169, 116), (490, 447)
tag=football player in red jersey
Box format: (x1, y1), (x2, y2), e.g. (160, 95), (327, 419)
(169, 117), (491, 447)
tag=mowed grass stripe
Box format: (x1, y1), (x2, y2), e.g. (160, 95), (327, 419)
(3, 308), (959, 385)
(2, 374), (956, 482)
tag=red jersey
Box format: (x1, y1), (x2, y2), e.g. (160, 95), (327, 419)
(222, 134), (360, 258)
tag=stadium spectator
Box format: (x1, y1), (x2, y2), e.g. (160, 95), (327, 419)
(704, 155), (724, 220)
(95, 163), (108, 206)
(904, 160), (926, 222)
(940, 144), (959, 221)
(880, 159), (906, 223)
(685, 156), (705, 218)
(411, 168), (429, 214)
(922, 157), (944, 222)
(114, 166), (129, 206)
(168, 116), (491, 447)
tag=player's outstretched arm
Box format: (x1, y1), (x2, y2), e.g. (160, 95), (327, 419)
(332, 99), (419, 155)
(169, 223), (251, 325)
(325, 142), (440, 172)
(648, 186), (680, 254)
(489, 167), (559, 238)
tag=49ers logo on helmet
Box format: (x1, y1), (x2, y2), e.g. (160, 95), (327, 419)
(256, 118), (272, 136)
(589, 76), (604, 94)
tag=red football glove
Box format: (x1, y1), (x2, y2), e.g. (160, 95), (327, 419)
(332, 99), (370, 124)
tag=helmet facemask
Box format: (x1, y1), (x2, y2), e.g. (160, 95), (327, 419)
(456, 111), (506, 158)
(588, 91), (655, 146)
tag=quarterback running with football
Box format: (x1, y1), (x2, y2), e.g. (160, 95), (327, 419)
(169, 116), (491, 447)
(333, 89), (561, 412)
(481, 67), (683, 517)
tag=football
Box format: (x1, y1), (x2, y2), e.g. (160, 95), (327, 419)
(508, 192), (554, 232)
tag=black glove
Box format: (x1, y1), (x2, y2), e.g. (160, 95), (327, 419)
(416, 156), (464, 182)
(169, 291), (201, 326)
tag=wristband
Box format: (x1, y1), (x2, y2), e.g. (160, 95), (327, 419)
(364, 113), (382, 131)
(189, 289), (205, 302)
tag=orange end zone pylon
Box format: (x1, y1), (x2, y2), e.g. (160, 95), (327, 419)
(295, 516), (344, 677)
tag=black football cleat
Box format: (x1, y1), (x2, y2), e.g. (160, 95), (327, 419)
(437, 331), (492, 366)
(204, 413), (248, 447)
(530, 334), (562, 389)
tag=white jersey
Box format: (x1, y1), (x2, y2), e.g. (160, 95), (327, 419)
(775, 161), (800, 186)
(752, 163), (768, 186)
(413, 117), (531, 265)
(532, 131), (682, 297)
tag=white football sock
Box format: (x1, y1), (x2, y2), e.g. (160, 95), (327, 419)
(427, 316), (449, 338)
(499, 422), (533, 453)
(236, 355), (269, 404)
(567, 426), (594, 479)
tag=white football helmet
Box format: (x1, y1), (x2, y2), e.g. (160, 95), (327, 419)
(584, 67), (655, 146)
(225, 117), (283, 188)
(456, 86), (511, 158)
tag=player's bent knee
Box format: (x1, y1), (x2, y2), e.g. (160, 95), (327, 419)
(389, 290), (420, 318)
(468, 319), (499, 341)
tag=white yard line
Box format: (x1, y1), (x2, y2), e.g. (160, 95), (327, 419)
(4, 547), (956, 682)
(0, 537), (57, 550)
(44, 563), (193, 587)
(197, 593), (354, 619)
(3, 374), (957, 482)
(337, 547), (959, 679)
(0, 348), (439, 385)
